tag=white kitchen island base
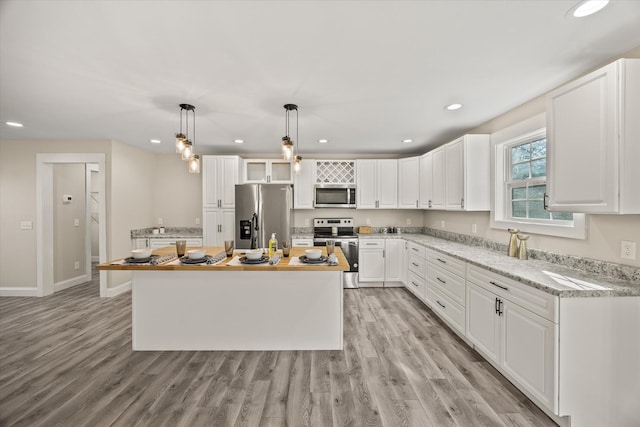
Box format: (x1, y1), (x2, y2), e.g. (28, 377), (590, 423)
(132, 270), (343, 351)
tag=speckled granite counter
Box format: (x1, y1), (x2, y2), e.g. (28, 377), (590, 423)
(358, 233), (640, 298)
(131, 227), (202, 239)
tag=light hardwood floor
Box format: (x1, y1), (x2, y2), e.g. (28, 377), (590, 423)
(0, 270), (557, 426)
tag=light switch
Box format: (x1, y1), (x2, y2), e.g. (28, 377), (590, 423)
(20, 221), (33, 230)
(74, 219), (80, 227)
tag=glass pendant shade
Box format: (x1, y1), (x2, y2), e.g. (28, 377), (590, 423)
(282, 137), (294, 160)
(293, 155), (302, 173)
(182, 141), (193, 160)
(188, 154), (200, 174)
(175, 134), (186, 153)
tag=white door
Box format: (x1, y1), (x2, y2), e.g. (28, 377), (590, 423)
(359, 249), (385, 282)
(466, 283), (501, 364)
(203, 209), (220, 246)
(294, 159), (315, 209)
(219, 156), (238, 208)
(384, 239), (404, 283)
(377, 159), (398, 209)
(431, 147), (445, 209)
(202, 156), (219, 208)
(419, 152), (433, 208)
(398, 157), (419, 209)
(356, 160), (377, 209)
(501, 300), (557, 412)
(220, 209), (236, 244)
(445, 138), (464, 210)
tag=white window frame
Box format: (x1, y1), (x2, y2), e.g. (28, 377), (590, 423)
(491, 127), (586, 239)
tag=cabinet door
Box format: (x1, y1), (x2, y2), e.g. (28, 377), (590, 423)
(377, 159), (398, 209)
(269, 161), (293, 183)
(419, 152), (433, 208)
(401, 240), (408, 285)
(546, 61), (618, 212)
(445, 138), (464, 210)
(219, 156), (238, 208)
(245, 160), (269, 183)
(203, 209), (220, 246)
(466, 283), (501, 364)
(502, 300), (557, 412)
(220, 209), (235, 244)
(398, 157), (419, 209)
(431, 147), (445, 209)
(294, 159), (315, 209)
(384, 239), (403, 282)
(356, 160), (377, 209)
(202, 156), (220, 208)
(358, 249), (385, 282)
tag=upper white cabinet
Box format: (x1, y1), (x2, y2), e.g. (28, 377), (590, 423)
(203, 155), (239, 209)
(244, 159), (292, 183)
(546, 58), (640, 213)
(444, 134), (491, 211)
(431, 147), (445, 209)
(293, 159), (315, 209)
(398, 156), (420, 209)
(356, 159), (398, 209)
(418, 152), (432, 209)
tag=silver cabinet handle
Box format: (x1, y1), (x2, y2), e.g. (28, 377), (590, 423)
(436, 300), (446, 309)
(437, 258), (447, 264)
(461, 198), (464, 209)
(411, 281), (418, 288)
(428, 200), (432, 208)
(489, 281), (508, 291)
(416, 200), (418, 208)
(437, 277), (446, 284)
(365, 242), (377, 245)
(412, 247), (419, 252)
(412, 262), (419, 267)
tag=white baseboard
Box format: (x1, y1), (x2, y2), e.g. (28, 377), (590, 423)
(54, 274), (89, 293)
(0, 287), (41, 297)
(105, 280), (132, 297)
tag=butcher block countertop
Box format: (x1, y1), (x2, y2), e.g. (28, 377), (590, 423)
(97, 246), (350, 272)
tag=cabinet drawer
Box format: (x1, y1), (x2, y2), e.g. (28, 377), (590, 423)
(360, 239), (385, 249)
(427, 262), (465, 306)
(426, 249), (465, 277)
(149, 238), (203, 249)
(407, 241), (426, 258)
(466, 264), (558, 323)
(426, 284), (465, 335)
(408, 254), (427, 278)
(292, 238), (313, 247)
(406, 270), (426, 301)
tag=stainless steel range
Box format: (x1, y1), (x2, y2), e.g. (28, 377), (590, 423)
(313, 218), (359, 288)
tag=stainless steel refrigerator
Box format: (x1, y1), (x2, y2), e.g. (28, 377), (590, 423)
(235, 184), (293, 250)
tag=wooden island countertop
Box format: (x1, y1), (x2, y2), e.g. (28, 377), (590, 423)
(97, 246), (350, 271)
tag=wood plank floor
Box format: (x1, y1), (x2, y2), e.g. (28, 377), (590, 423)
(0, 270), (557, 426)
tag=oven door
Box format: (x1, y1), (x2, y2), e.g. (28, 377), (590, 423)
(314, 239), (359, 288)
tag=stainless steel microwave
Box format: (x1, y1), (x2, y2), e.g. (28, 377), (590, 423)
(314, 185), (356, 208)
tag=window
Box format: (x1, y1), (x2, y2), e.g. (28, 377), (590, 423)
(492, 124), (585, 239)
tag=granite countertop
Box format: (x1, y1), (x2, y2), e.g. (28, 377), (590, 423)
(131, 227), (203, 239)
(359, 233), (640, 298)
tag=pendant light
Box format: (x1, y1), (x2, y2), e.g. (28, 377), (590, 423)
(176, 103), (200, 173)
(175, 105), (189, 153)
(282, 104), (302, 172)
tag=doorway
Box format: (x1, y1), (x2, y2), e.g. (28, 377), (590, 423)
(36, 153), (107, 297)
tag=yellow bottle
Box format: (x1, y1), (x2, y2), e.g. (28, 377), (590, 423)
(268, 233), (278, 258)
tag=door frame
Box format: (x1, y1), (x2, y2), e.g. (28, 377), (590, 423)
(36, 153), (107, 297)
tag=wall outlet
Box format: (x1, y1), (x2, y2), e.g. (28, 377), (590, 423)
(20, 221), (33, 230)
(472, 223), (477, 234)
(158, 217), (163, 225)
(366, 218), (371, 225)
(74, 261), (80, 270)
(62, 194), (72, 203)
(406, 218), (412, 225)
(621, 240), (636, 260)
(441, 220), (445, 229)
(74, 218), (80, 227)
(195, 217), (200, 225)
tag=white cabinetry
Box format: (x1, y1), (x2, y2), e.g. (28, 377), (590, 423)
(444, 134), (491, 211)
(358, 239), (385, 286)
(398, 156), (420, 209)
(466, 264), (558, 413)
(203, 209), (235, 247)
(148, 237), (203, 249)
(244, 159), (292, 183)
(356, 159), (398, 209)
(418, 152), (433, 209)
(384, 239), (404, 286)
(292, 238), (313, 247)
(425, 250), (466, 335)
(203, 155), (239, 209)
(431, 147), (445, 209)
(293, 159), (315, 209)
(405, 242), (427, 300)
(546, 58), (640, 213)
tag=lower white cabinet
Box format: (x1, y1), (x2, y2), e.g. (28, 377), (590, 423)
(203, 209), (235, 247)
(466, 268), (557, 414)
(292, 238), (313, 247)
(384, 239), (404, 286)
(132, 238), (149, 249)
(359, 239), (385, 286)
(148, 237), (203, 249)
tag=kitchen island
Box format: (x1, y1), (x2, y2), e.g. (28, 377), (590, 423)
(98, 246), (349, 351)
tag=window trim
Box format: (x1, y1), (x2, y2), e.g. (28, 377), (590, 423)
(491, 127), (586, 239)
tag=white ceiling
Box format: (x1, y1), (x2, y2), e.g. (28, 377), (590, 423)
(1, 0), (640, 156)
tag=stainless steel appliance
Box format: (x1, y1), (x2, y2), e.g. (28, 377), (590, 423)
(313, 218), (359, 288)
(314, 185), (356, 208)
(235, 184), (293, 249)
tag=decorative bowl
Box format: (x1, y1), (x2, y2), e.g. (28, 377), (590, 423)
(305, 249), (322, 260)
(245, 249), (263, 260)
(187, 249), (206, 260)
(131, 248), (152, 259)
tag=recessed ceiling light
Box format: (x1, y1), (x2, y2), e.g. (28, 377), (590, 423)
(5, 121), (23, 127)
(402, 139), (413, 143)
(318, 139), (328, 144)
(233, 139), (244, 144)
(150, 139), (161, 144)
(570, 0), (609, 17)
(445, 103), (463, 111)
